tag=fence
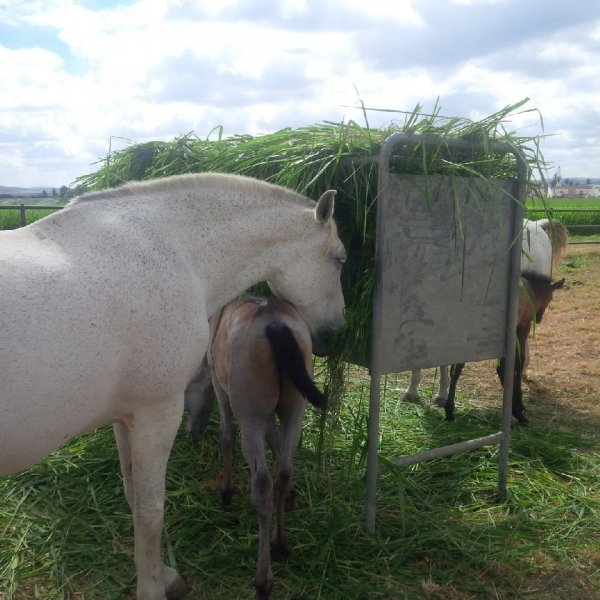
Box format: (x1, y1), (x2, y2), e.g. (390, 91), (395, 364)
(0, 204), (64, 228)
(2, 204), (600, 245)
(523, 208), (600, 245)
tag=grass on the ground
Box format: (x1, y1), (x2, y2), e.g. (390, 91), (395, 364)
(1, 364), (598, 599)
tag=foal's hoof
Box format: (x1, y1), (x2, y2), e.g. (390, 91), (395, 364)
(255, 579), (273, 599)
(514, 412), (529, 424)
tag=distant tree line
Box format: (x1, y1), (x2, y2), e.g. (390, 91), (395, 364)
(0, 184), (89, 202)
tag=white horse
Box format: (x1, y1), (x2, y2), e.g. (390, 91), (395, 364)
(404, 218), (569, 408)
(0, 173), (345, 600)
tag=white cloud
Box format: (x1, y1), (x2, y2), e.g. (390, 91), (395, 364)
(1, 0), (600, 187)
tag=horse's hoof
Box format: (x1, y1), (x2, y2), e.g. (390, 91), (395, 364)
(402, 392), (421, 404)
(433, 396), (447, 408)
(514, 413), (529, 424)
(444, 411), (455, 422)
(163, 567), (189, 600)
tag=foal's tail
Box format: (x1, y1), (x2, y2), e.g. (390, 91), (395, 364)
(265, 322), (327, 409)
(537, 219), (569, 269)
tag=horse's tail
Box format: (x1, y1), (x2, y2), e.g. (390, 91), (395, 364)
(265, 322), (327, 409)
(537, 219), (569, 269)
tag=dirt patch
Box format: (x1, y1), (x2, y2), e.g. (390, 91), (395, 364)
(515, 245), (600, 425)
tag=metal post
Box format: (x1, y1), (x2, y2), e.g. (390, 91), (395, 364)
(497, 150), (527, 498)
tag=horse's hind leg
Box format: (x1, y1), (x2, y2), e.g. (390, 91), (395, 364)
(238, 423), (273, 599)
(127, 396), (188, 600)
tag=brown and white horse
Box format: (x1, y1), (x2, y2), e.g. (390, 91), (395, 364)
(405, 218), (568, 422)
(185, 296), (326, 599)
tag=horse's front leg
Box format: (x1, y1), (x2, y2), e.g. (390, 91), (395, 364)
(433, 365), (450, 407)
(403, 369), (422, 402)
(512, 335), (529, 423)
(496, 356), (528, 424)
(127, 396), (188, 600)
(444, 363), (464, 421)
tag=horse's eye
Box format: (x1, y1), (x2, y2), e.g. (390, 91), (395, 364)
(337, 256), (346, 266)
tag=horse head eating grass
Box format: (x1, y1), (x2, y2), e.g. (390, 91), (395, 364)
(0, 173), (345, 600)
(185, 296), (326, 599)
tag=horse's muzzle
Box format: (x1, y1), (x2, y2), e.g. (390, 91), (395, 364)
(311, 326), (343, 357)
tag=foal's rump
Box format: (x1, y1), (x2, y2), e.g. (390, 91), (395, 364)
(186, 296), (322, 438)
(214, 297), (318, 401)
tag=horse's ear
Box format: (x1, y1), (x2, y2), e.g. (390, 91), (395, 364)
(552, 278), (566, 290)
(315, 190), (336, 224)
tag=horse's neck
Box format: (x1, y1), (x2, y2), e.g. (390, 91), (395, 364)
(178, 202), (305, 315)
(40, 188), (308, 316)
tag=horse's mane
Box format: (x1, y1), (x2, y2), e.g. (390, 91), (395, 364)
(521, 272), (553, 287)
(534, 219), (570, 268)
(69, 173), (313, 209)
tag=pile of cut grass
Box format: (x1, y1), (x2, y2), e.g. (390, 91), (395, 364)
(76, 99), (549, 408)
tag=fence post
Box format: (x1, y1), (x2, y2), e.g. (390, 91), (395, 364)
(19, 204), (26, 227)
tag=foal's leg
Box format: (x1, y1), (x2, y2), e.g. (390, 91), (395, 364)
(239, 422), (274, 599)
(272, 383), (305, 557)
(184, 358), (215, 444)
(213, 382), (236, 506)
(403, 369), (422, 402)
(126, 396), (188, 600)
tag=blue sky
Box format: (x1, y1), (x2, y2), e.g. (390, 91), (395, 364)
(1, 0), (599, 187)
